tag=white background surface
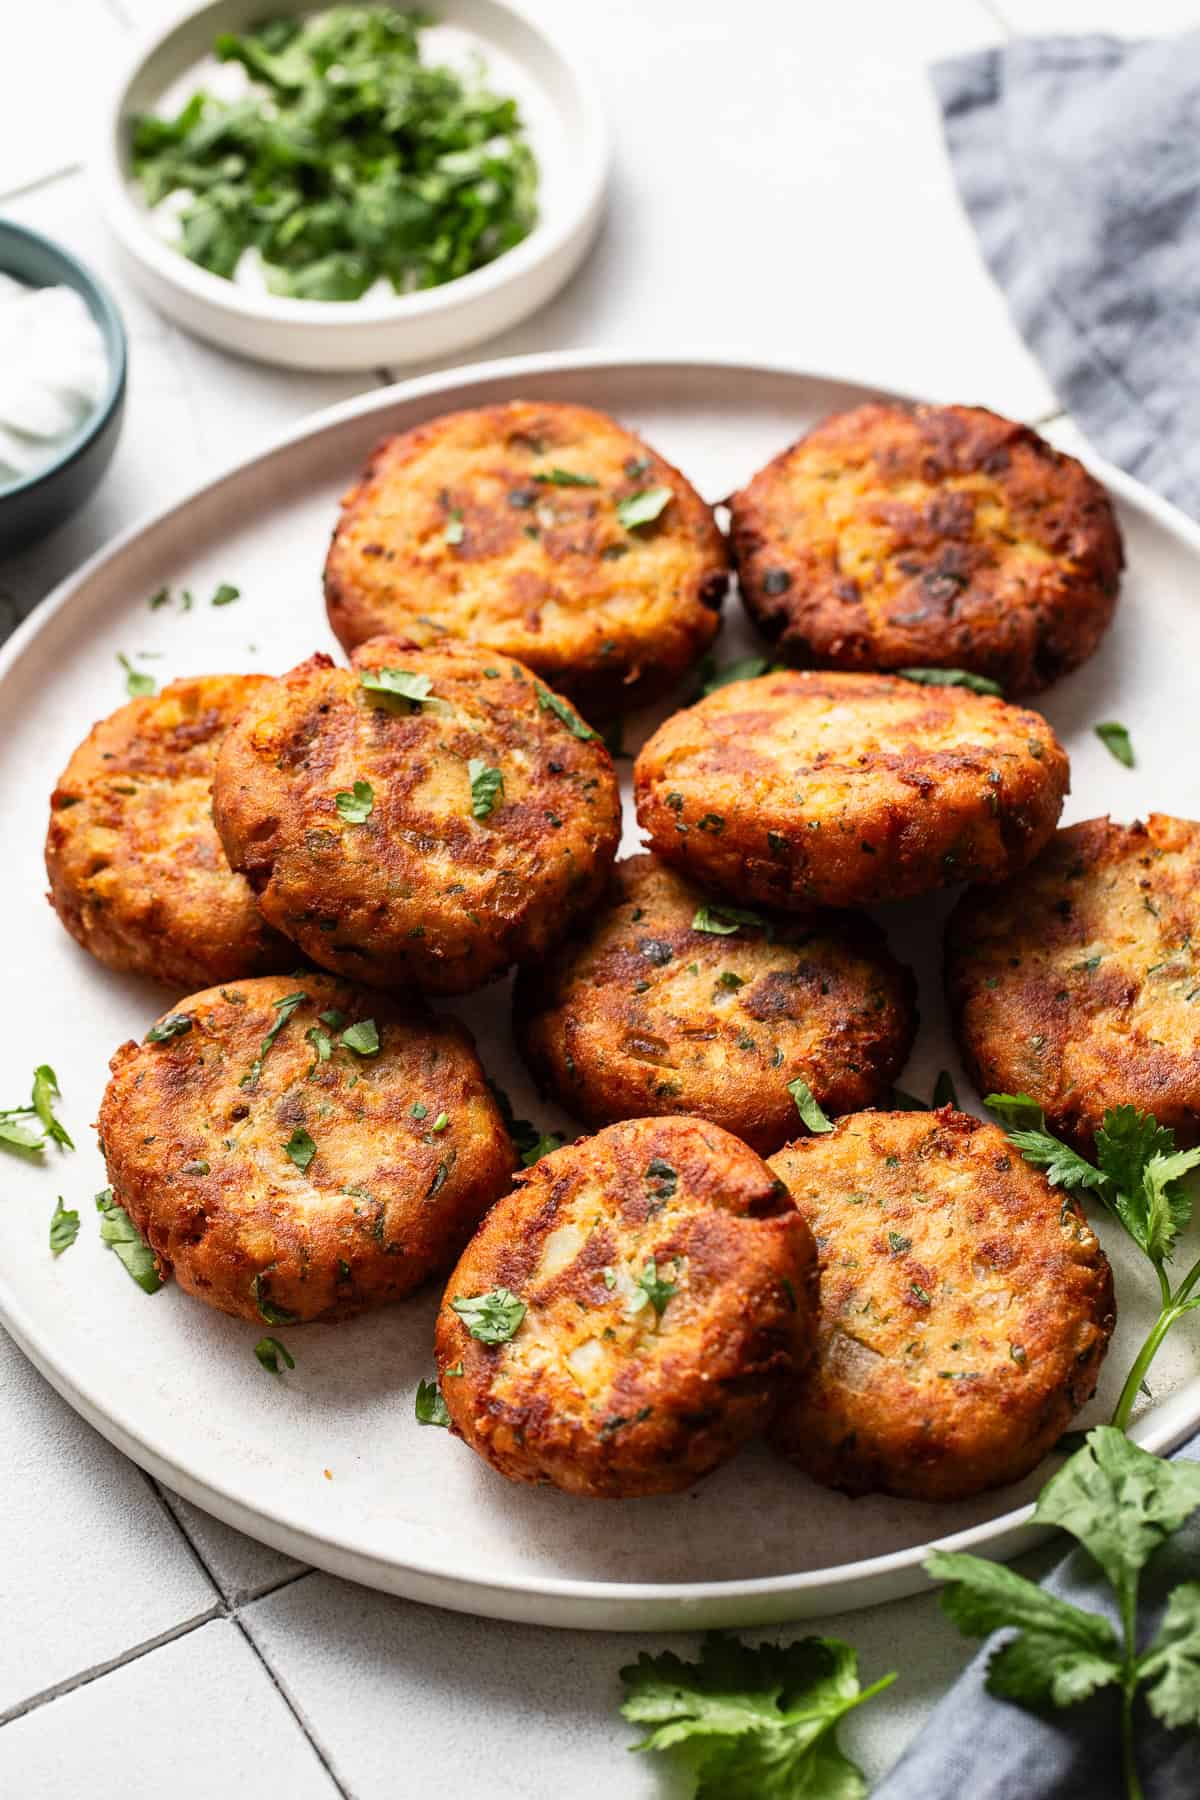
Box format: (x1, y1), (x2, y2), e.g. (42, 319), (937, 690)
(2, 1), (1192, 1794)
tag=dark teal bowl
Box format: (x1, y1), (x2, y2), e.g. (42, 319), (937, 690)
(0, 220), (128, 553)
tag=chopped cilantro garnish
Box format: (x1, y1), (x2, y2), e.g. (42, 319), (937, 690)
(117, 652), (156, 698)
(335, 779), (374, 823)
(533, 468), (598, 487)
(534, 682), (597, 740)
(1095, 720), (1135, 767)
(359, 667), (434, 709)
(284, 1127), (316, 1171)
(145, 1013), (193, 1044)
(617, 486), (672, 531)
(468, 758), (504, 819)
(415, 1378), (450, 1426)
(255, 1335), (295, 1375)
(341, 1018), (380, 1056)
(49, 1196), (80, 1257)
(451, 1287), (526, 1343)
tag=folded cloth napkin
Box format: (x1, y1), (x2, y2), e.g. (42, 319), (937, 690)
(933, 34), (1200, 518)
(873, 1436), (1200, 1799)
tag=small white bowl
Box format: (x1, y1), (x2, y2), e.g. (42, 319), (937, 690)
(94, 0), (608, 371)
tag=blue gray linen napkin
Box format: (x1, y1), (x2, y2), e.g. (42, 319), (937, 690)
(875, 38), (1200, 1797)
(933, 33), (1200, 519)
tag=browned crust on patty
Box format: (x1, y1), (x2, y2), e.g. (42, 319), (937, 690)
(98, 973), (516, 1324)
(515, 854), (917, 1153)
(435, 1116), (818, 1497)
(211, 640), (622, 995)
(947, 815), (1200, 1154)
(323, 401), (730, 717)
(730, 402), (1123, 694)
(768, 1108), (1115, 1501)
(633, 669), (1068, 910)
(45, 674), (293, 988)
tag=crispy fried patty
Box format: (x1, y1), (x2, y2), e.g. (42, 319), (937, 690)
(947, 815), (1200, 1154)
(515, 854), (917, 1153)
(634, 669), (1068, 910)
(730, 403), (1123, 694)
(767, 1108), (1114, 1501)
(435, 1116), (817, 1497)
(98, 974), (515, 1324)
(323, 401), (730, 716)
(212, 640), (622, 995)
(45, 675), (291, 988)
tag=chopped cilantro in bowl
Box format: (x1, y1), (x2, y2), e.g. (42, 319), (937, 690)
(129, 7), (540, 304)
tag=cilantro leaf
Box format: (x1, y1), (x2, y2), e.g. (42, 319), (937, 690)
(253, 1275), (298, 1326)
(928, 1549), (1122, 1708)
(49, 1196), (80, 1257)
(1095, 720), (1135, 767)
(96, 1189), (163, 1293)
(698, 654), (774, 696)
(898, 666), (1004, 697)
(633, 1259), (677, 1317)
(118, 652), (156, 698)
(645, 1157), (678, 1201)
(1139, 1582), (1200, 1728)
(305, 1025), (332, 1068)
(283, 1127), (316, 1171)
(31, 1064), (74, 1150)
(485, 1080), (564, 1167)
(985, 1094), (1106, 1191)
(692, 902), (770, 936)
(533, 682), (597, 740)
(415, 1378), (450, 1426)
(255, 1335), (295, 1375)
(533, 467), (598, 487)
(1033, 1427), (1200, 1612)
(1094, 1106), (1179, 1203)
(145, 1013), (193, 1044)
(619, 1632), (893, 1800)
(931, 1069), (959, 1110)
(617, 487), (672, 531)
(788, 1077), (833, 1134)
(468, 758), (504, 820)
(340, 1018), (379, 1056)
(359, 667), (434, 709)
(241, 990), (307, 1090)
(335, 779), (374, 823)
(211, 582), (240, 607)
(451, 1287), (526, 1343)
(0, 1118), (44, 1154)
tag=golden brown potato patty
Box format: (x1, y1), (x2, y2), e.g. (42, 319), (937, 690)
(947, 815), (1200, 1154)
(515, 854), (917, 1153)
(98, 973), (515, 1324)
(634, 669), (1068, 910)
(435, 1116), (817, 1497)
(323, 401), (729, 716)
(212, 640), (622, 995)
(768, 1108), (1114, 1501)
(45, 674), (291, 988)
(730, 403), (1123, 694)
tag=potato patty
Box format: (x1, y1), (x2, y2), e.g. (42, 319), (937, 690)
(634, 669), (1068, 910)
(212, 640), (622, 995)
(323, 401), (730, 716)
(435, 1116), (817, 1497)
(515, 854), (917, 1153)
(947, 815), (1200, 1154)
(45, 675), (291, 988)
(768, 1109), (1114, 1501)
(730, 403), (1123, 694)
(98, 974), (515, 1324)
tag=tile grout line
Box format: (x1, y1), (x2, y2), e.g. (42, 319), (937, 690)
(235, 1611), (357, 1800)
(0, 1608), (221, 1729)
(0, 162), (82, 210)
(140, 1472), (351, 1794)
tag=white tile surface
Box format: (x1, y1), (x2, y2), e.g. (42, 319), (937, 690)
(243, 1570), (982, 1797)
(992, 0), (1199, 33)
(0, 1326), (217, 1721)
(156, 1486), (307, 1606)
(0, 1619), (340, 1799)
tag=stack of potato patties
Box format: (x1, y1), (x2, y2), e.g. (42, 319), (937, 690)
(54, 394), (1175, 1509)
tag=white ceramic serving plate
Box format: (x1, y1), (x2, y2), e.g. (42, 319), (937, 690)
(4, 352), (1200, 1631)
(94, 0), (607, 370)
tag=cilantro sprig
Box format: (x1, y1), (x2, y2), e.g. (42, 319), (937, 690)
(987, 1094), (1200, 1429)
(130, 8), (539, 303)
(620, 1631), (895, 1799)
(787, 1077), (833, 1134)
(1, 1065), (74, 1157)
(929, 1427), (1200, 1800)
